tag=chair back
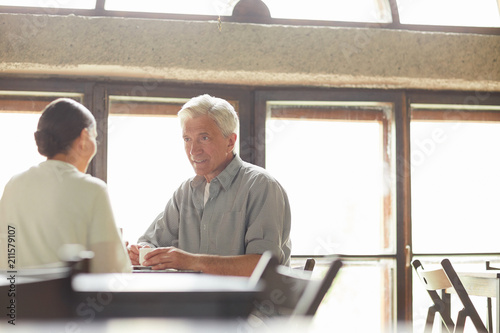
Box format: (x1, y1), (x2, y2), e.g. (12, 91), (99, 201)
(304, 258), (316, 272)
(412, 259), (455, 333)
(0, 244), (93, 320)
(413, 259), (489, 333)
(291, 258), (315, 272)
(0, 266), (74, 320)
(440, 259), (488, 333)
(293, 258), (342, 316)
(250, 252), (341, 318)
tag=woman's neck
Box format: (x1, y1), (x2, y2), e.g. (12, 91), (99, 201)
(50, 153), (88, 173)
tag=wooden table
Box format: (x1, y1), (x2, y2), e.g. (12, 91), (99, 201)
(1, 270), (262, 320)
(72, 272), (261, 319)
(454, 271), (500, 333)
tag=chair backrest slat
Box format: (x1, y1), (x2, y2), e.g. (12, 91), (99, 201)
(250, 251), (341, 318)
(415, 266), (452, 291)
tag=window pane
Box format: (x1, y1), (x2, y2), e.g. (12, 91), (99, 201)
(264, 0), (392, 23)
(0, 0), (96, 9)
(107, 96), (240, 244)
(312, 259), (395, 333)
(0, 92), (83, 198)
(265, 101), (395, 255)
(397, 0), (500, 27)
(107, 97), (192, 244)
(411, 106), (500, 253)
(105, 0), (234, 16)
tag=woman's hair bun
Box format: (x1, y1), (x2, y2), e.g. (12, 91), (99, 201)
(34, 130), (63, 157)
(35, 98), (95, 158)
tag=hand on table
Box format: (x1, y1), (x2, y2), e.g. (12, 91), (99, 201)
(127, 244), (150, 265)
(142, 247), (199, 271)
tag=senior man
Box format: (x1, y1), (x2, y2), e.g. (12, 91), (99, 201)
(128, 94), (291, 276)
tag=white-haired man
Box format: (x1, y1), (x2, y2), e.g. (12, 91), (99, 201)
(128, 94), (291, 276)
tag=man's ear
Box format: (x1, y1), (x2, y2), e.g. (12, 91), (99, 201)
(227, 133), (237, 152)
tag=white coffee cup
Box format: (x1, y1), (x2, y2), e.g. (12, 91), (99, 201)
(139, 247), (154, 266)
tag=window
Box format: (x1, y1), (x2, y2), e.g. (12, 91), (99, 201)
(259, 92), (397, 332)
(104, 0), (235, 16)
(397, 0), (500, 27)
(0, 0), (96, 9)
(106, 96), (194, 243)
(410, 97), (500, 333)
(4, 79), (499, 331)
(0, 92), (83, 198)
(1, 0), (499, 35)
(105, 0), (392, 23)
(264, 0), (392, 23)
(411, 103), (500, 253)
(265, 100), (395, 255)
(313, 258), (395, 331)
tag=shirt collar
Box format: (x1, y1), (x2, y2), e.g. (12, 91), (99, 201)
(190, 154), (243, 190)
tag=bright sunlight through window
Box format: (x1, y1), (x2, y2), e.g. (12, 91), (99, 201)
(397, 0), (500, 27)
(0, 0), (96, 9)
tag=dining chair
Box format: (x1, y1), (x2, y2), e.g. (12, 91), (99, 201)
(293, 258), (342, 316)
(413, 259), (488, 333)
(292, 258), (316, 272)
(0, 265), (75, 319)
(304, 258), (316, 272)
(249, 251), (342, 318)
(441, 259), (489, 333)
(0, 244), (93, 320)
(412, 259), (455, 333)
(484, 260), (500, 333)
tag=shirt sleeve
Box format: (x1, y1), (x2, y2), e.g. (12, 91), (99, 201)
(88, 185), (132, 273)
(244, 178), (292, 265)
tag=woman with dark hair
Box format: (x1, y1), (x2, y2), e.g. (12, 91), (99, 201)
(0, 98), (131, 273)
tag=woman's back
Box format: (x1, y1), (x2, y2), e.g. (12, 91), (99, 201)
(0, 98), (131, 273)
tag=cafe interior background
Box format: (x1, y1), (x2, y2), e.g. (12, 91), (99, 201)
(0, 0), (499, 331)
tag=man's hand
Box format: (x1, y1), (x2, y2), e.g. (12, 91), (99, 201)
(143, 247), (261, 276)
(127, 244), (150, 265)
(142, 247), (199, 271)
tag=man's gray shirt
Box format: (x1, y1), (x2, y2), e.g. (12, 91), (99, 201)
(138, 155), (291, 265)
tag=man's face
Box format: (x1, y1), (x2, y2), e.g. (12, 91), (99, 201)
(182, 115), (236, 183)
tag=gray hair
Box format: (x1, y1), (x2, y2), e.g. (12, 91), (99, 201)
(178, 94), (239, 138)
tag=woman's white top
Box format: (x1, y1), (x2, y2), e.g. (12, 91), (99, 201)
(0, 160), (131, 273)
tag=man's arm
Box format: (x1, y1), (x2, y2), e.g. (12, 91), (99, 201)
(142, 247), (261, 277)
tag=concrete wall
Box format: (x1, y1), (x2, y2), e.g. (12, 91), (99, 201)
(1, 13), (499, 91)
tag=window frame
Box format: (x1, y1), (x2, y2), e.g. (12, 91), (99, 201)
(255, 89), (411, 326)
(3, 77), (500, 329)
(407, 90), (500, 330)
(0, 0), (499, 35)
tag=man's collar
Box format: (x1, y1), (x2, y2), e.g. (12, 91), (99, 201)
(191, 154), (243, 190)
